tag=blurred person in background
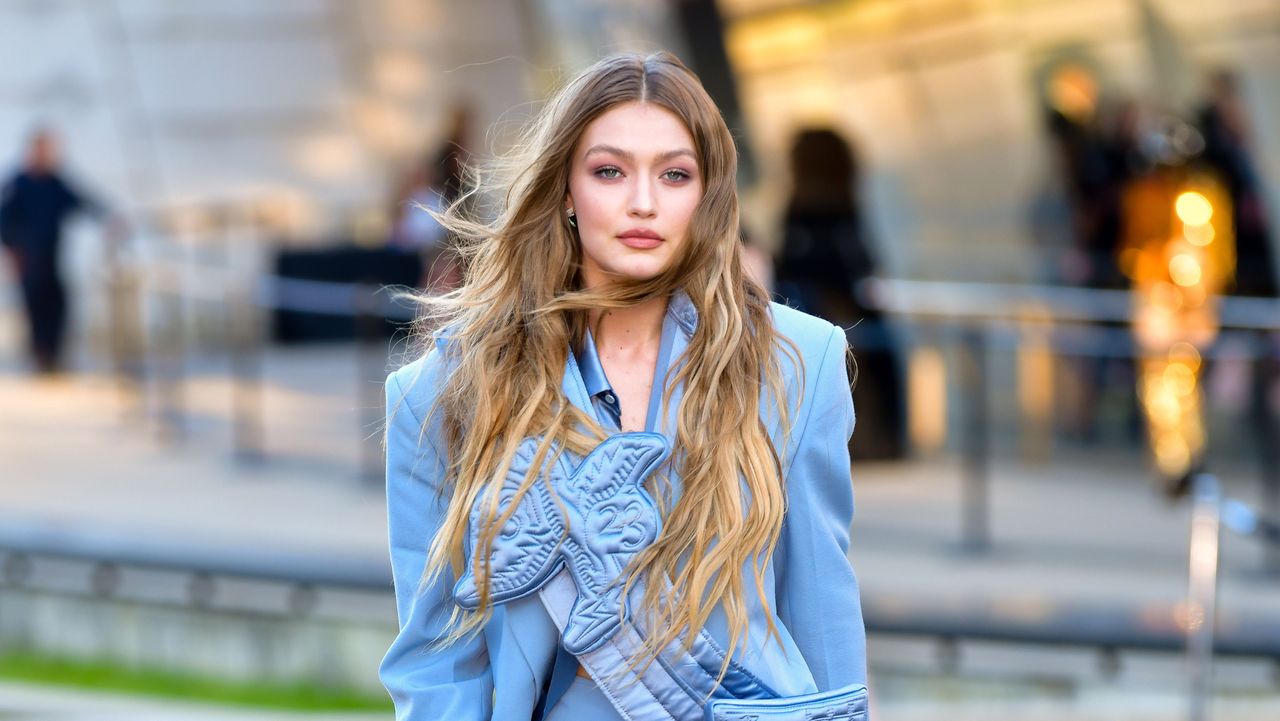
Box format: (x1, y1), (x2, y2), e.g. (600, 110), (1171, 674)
(381, 52), (868, 720)
(388, 146), (462, 293)
(388, 106), (471, 294)
(1197, 69), (1277, 299)
(775, 128), (904, 460)
(1043, 66), (1143, 444)
(0, 127), (120, 375)
(1045, 66), (1127, 291)
(1195, 68), (1280, 489)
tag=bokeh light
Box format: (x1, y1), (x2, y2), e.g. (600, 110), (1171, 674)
(1184, 222), (1215, 246)
(1175, 191), (1213, 226)
(1168, 253), (1203, 287)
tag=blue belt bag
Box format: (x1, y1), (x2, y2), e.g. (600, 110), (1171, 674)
(455, 432), (869, 721)
(705, 684), (868, 721)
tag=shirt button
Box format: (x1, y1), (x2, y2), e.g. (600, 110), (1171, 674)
(603, 393), (616, 405)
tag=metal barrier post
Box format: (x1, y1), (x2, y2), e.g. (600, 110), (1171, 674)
(1251, 331), (1280, 576)
(356, 283), (385, 486)
(227, 211), (263, 464)
(1186, 472), (1221, 721)
(155, 262), (186, 443)
(103, 227), (144, 419)
(958, 325), (991, 552)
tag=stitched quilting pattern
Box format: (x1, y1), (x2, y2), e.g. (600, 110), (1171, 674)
(453, 432), (670, 655)
(707, 683), (868, 721)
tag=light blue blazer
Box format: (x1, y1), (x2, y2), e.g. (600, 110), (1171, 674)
(380, 291), (867, 720)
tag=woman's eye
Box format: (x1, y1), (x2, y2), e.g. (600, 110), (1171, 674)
(662, 169), (691, 182)
(594, 167), (622, 179)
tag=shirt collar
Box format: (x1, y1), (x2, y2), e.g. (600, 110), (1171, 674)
(668, 287), (697, 336)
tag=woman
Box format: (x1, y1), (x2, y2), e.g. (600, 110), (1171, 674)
(381, 52), (868, 721)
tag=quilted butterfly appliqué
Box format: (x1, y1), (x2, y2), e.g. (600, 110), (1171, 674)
(453, 432), (670, 655)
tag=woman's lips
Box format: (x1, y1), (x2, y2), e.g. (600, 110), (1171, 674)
(617, 230), (663, 250)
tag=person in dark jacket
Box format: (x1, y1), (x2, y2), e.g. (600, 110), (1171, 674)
(1, 128), (115, 374)
(1196, 70), (1280, 496)
(775, 128), (905, 460)
(1197, 69), (1278, 298)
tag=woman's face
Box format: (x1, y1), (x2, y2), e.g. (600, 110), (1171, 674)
(566, 101), (703, 288)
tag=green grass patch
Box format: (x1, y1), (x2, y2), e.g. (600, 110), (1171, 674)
(0, 650), (393, 712)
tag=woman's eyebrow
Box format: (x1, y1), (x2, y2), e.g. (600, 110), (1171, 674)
(584, 144), (696, 164)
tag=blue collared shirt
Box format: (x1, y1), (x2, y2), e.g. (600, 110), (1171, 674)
(574, 296), (686, 435)
(576, 328), (623, 430)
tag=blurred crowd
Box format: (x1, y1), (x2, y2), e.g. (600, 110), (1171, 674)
(2, 63), (1276, 472)
(1043, 66), (1275, 297)
(1038, 65), (1279, 479)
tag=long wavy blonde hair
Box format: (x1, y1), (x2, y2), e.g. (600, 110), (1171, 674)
(409, 51), (798, 677)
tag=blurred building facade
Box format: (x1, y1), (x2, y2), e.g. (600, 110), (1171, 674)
(1, 0), (1279, 336)
(0, 0), (562, 238)
(721, 0), (1280, 285)
(0, 0), (680, 350)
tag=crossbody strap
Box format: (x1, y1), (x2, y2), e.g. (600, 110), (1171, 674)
(538, 569), (695, 721)
(536, 569), (778, 721)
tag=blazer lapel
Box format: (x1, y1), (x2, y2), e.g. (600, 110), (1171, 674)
(561, 345), (600, 424)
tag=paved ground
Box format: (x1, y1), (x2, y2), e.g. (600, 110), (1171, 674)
(4, 678), (1280, 721)
(2, 315), (1280, 718)
(0, 681), (388, 721)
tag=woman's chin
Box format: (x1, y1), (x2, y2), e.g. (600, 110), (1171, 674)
(604, 262), (669, 283)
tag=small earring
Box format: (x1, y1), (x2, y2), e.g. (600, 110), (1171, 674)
(566, 208), (577, 228)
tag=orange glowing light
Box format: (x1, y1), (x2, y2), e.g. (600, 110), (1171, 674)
(1148, 384), (1180, 419)
(1163, 363), (1197, 396)
(1048, 64), (1099, 122)
(1122, 170), (1228, 487)
(1184, 223), (1215, 246)
(1181, 283), (1207, 308)
(1169, 341), (1201, 369)
(1169, 254), (1202, 287)
(1150, 281), (1184, 312)
(1175, 192), (1213, 226)
(1155, 436), (1191, 477)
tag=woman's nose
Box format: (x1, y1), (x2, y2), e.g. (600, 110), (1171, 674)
(628, 178), (656, 218)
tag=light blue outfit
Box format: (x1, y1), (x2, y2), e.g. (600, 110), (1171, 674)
(381, 291), (866, 720)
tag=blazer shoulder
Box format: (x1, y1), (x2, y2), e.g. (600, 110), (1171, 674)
(386, 346), (453, 421)
(768, 300), (843, 358)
